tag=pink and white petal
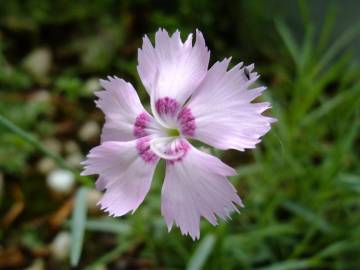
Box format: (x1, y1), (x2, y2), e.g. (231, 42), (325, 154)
(161, 144), (243, 240)
(137, 35), (158, 94)
(186, 59), (276, 151)
(96, 76), (161, 142)
(137, 29), (210, 106)
(81, 139), (159, 216)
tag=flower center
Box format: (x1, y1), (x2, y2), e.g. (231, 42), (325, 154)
(154, 97), (196, 137)
(167, 128), (180, 137)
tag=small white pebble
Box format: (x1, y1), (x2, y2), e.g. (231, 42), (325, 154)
(86, 188), (102, 212)
(47, 169), (75, 194)
(32, 90), (51, 103)
(78, 121), (100, 142)
(65, 153), (84, 168)
(84, 78), (101, 96)
(37, 157), (56, 174)
(25, 259), (45, 270)
(63, 140), (80, 155)
(50, 231), (70, 261)
(23, 47), (52, 79)
(43, 138), (62, 155)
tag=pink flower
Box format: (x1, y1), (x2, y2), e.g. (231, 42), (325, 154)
(82, 29), (276, 240)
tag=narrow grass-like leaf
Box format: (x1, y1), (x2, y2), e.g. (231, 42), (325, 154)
(258, 259), (318, 270)
(298, 0), (311, 29)
(340, 111), (360, 151)
(315, 240), (360, 259)
(186, 234), (216, 270)
(0, 114), (68, 169)
(85, 218), (131, 234)
(275, 19), (300, 68)
(234, 164), (261, 178)
(312, 52), (351, 93)
(321, 111), (360, 179)
(0, 114), (92, 186)
(283, 201), (332, 233)
(234, 224), (297, 241)
(336, 173), (360, 193)
(298, 25), (314, 74)
(317, 4), (336, 53)
(312, 20), (360, 77)
(70, 187), (89, 267)
(84, 241), (131, 270)
(301, 82), (360, 126)
(295, 52), (352, 121)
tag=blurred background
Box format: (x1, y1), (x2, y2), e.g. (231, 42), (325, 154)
(1, 0), (360, 269)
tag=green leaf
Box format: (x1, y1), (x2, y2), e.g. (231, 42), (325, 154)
(298, 25), (314, 74)
(258, 259), (317, 270)
(337, 173), (360, 193)
(283, 201), (332, 233)
(301, 82), (360, 126)
(84, 241), (131, 270)
(85, 218), (131, 234)
(0, 114), (92, 186)
(315, 240), (360, 259)
(186, 234), (216, 270)
(70, 187), (89, 267)
(317, 3), (336, 53)
(275, 19), (300, 68)
(312, 20), (360, 77)
(298, 0), (311, 29)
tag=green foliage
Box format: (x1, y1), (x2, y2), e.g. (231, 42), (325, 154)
(70, 187), (88, 266)
(186, 234), (216, 270)
(0, 95), (52, 172)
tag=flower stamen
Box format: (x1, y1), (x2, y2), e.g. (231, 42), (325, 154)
(167, 128), (180, 137)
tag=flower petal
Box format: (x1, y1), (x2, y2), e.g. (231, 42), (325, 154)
(186, 59), (276, 151)
(96, 76), (161, 142)
(161, 144), (243, 240)
(82, 139), (159, 216)
(137, 29), (210, 105)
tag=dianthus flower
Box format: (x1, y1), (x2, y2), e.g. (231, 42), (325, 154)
(82, 29), (275, 240)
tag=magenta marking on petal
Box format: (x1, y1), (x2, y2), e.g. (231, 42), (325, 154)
(136, 137), (158, 163)
(155, 97), (180, 116)
(177, 107), (195, 136)
(134, 112), (151, 138)
(166, 140), (190, 165)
